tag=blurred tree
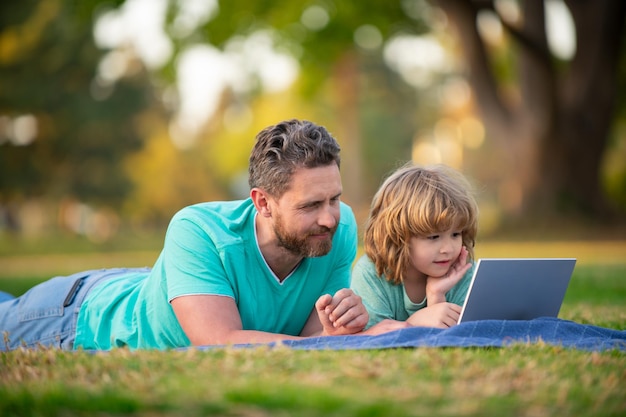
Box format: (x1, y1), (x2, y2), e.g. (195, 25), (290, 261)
(122, 111), (227, 227)
(0, 0), (155, 219)
(4, 0), (623, 238)
(162, 0), (625, 222)
(163, 0), (430, 208)
(432, 0), (626, 220)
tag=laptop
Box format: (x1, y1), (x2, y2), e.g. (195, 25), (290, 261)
(457, 258), (577, 324)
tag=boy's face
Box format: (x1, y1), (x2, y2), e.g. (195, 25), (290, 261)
(407, 228), (464, 279)
(269, 164), (342, 258)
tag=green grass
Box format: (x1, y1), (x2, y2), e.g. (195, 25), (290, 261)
(0, 230), (165, 256)
(558, 264), (626, 328)
(1, 345), (624, 417)
(0, 244), (625, 417)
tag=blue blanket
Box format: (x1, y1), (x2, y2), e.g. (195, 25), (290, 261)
(198, 318), (626, 352)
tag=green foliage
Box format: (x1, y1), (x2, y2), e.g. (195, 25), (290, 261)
(186, 1), (435, 204)
(181, 0), (429, 98)
(1, 0), (625, 238)
(358, 56), (423, 194)
(0, 0), (156, 208)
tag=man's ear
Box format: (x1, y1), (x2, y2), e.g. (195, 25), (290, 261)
(250, 188), (273, 217)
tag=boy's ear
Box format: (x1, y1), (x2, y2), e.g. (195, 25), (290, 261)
(250, 188), (273, 217)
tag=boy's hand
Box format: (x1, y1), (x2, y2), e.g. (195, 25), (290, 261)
(407, 302), (462, 328)
(362, 319), (410, 335)
(426, 246), (471, 305)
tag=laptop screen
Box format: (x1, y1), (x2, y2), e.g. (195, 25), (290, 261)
(457, 258), (576, 324)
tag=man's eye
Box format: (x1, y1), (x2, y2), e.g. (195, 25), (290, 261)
(304, 202), (321, 210)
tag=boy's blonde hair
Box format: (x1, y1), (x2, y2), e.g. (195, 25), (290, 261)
(363, 163), (479, 285)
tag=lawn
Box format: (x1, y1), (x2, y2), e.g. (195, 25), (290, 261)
(0, 240), (625, 416)
(1, 344), (624, 417)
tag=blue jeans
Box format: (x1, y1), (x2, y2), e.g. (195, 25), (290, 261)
(0, 291), (13, 303)
(0, 268), (148, 351)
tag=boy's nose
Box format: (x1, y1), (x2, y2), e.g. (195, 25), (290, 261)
(440, 238), (453, 253)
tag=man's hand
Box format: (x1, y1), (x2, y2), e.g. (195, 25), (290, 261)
(406, 302), (461, 328)
(315, 289), (368, 336)
(426, 246), (471, 305)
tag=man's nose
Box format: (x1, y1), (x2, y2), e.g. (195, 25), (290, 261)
(318, 206), (338, 229)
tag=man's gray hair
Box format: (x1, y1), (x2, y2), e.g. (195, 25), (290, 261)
(248, 119), (341, 197)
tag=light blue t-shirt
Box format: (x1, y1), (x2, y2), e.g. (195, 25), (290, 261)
(74, 199), (357, 350)
(350, 255), (474, 329)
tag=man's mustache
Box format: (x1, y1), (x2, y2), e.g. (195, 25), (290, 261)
(308, 226), (336, 236)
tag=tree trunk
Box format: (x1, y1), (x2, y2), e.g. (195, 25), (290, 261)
(543, 0), (626, 216)
(332, 51), (365, 209)
(435, 0), (626, 221)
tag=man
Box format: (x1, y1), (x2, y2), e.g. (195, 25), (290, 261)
(0, 119), (400, 351)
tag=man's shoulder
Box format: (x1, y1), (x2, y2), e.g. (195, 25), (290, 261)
(173, 199), (254, 223)
(338, 201), (356, 226)
(168, 199), (255, 243)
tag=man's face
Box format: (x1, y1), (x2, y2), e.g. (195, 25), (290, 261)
(270, 164), (342, 258)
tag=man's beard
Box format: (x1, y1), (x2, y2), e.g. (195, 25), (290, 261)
(273, 213), (337, 258)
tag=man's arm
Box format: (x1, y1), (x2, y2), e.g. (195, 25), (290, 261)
(171, 294), (305, 345)
(172, 288), (371, 346)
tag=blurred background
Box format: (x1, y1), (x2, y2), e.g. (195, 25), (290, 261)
(0, 0), (625, 257)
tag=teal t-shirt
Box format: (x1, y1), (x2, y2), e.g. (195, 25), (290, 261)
(74, 199), (357, 350)
(350, 255), (474, 329)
